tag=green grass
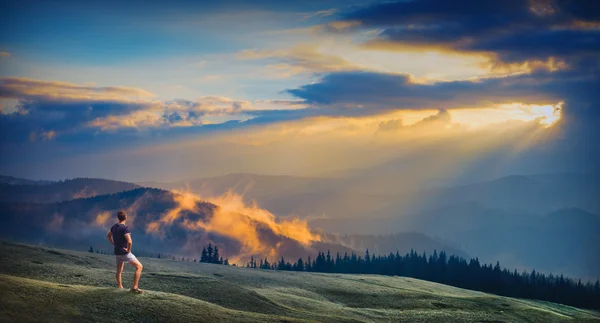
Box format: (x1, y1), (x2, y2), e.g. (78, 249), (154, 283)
(0, 241), (598, 322)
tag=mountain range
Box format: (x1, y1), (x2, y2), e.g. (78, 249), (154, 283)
(0, 183), (460, 264)
(1, 172), (598, 280)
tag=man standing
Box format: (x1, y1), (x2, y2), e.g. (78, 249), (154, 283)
(106, 210), (143, 293)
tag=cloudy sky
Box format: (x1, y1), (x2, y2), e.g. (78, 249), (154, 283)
(1, 0), (598, 182)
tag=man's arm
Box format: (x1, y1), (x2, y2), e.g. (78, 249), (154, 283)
(106, 230), (114, 245)
(125, 233), (132, 253)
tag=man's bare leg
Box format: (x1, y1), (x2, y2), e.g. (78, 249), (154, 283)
(116, 262), (125, 288)
(130, 259), (143, 290)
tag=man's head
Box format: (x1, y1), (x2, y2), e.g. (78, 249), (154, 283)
(117, 210), (127, 222)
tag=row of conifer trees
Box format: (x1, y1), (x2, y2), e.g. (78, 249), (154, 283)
(245, 249), (600, 310)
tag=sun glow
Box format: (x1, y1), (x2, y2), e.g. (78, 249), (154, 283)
(451, 102), (563, 128)
(506, 102), (563, 128)
(532, 102), (562, 127)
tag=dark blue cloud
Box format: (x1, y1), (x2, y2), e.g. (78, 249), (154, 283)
(469, 29), (600, 62)
(344, 0), (600, 64)
(347, 0), (530, 29)
(164, 112), (184, 124)
(286, 71), (559, 110)
(0, 99), (150, 142)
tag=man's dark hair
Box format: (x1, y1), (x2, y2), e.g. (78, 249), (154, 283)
(117, 210), (127, 222)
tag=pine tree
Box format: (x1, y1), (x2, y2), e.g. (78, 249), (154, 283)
(200, 247), (208, 263)
(325, 250), (333, 272)
(212, 246), (220, 264)
(88, 245), (94, 253)
(261, 257), (271, 269)
(278, 257), (287, 270)
(207, 243), (214, 262)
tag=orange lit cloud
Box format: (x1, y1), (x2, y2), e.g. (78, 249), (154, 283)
(95, 211), (111, 226)
(87, 109), (168, 131)
(42, 130), (56, 140)
(0, 77), (154, 102)
(362, 41), (569, 76)
(85, 96), (255, 131)
(29, 130), (57, 141)
(147, 190), (320, 259)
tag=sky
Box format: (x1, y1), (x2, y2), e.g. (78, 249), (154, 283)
(0, 0), (598, 182)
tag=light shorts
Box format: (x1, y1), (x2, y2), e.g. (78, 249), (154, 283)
(115, 252), (138, 265)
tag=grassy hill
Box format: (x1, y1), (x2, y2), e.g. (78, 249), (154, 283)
(1, 242), (599, 322)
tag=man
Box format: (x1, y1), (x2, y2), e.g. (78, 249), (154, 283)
(106, 210), (143, 293)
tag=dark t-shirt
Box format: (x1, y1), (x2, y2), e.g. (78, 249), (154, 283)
(110, 223), (131, 255)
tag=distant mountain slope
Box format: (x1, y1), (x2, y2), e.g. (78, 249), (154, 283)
(0, 187), (212, 255)
(312, 205), (600, 280)
(410, 173), (600, 215)
(456, 207), (600, 281)
(0, 175), (54, 185)
(0, 177), (140, 203)
(336, 232), (467, 259)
